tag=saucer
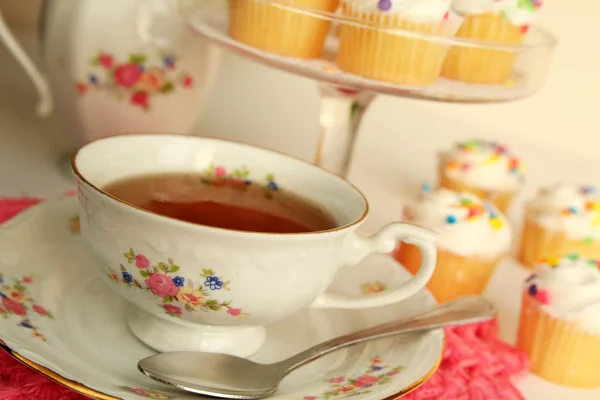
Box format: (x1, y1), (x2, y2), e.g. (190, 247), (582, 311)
(0, 196), (444, 400)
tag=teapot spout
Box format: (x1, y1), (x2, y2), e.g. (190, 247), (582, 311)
(0, 10), (53, 117)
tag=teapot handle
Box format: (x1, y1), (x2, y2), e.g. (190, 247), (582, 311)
(0, 9), (53, 117)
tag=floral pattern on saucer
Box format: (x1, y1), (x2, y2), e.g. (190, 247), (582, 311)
(75, 51), (194, 110)
(202, 164), (279, 195)
(70, 214), (80, 234)
(0, 274), (53, 341)
(361, 281), (387, 295)
(303, 357), (403, 399)
(120, 386), (175, 399)
(107, 248), (249, 318)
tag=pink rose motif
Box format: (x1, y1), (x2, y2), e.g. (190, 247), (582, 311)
(130, 91), (149, 109)
(2, 298), (26, 316)
(129, 388), (150, 396)
(135, 254), (150, 269)
(145, 274), (179, 298)
(353, 375), (380, 388)
(182, 75), (193, 88)
(163, 304), (182, 316)
(32, 304), (48, 316)
(336, 385), (355, 393)
(114, 64), (142, 88)
(386, 370), (399, 377)
(0, 306), (6, 314)
(227, 308), (242, 317)
(214, 166), (227, 178)
(22, 276), (33, 284)
(303, 397), (318, 400)
(535, 290), (551, 305)
(99, 53), (114, 69)
(328, 377), (345, 384)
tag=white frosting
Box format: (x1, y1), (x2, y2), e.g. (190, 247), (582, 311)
(528, 184), (600, 240)
(440, 140), (524, 192)
(451, 0), (539, 26)
(404, 187), (512, 257)
(526, 254), (600, 335)
(343, 0), (451, 22)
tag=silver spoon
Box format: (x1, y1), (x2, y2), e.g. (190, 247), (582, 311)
(138, 296), (495, 399)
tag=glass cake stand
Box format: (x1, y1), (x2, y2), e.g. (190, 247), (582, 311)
(188, 0), (557, 178)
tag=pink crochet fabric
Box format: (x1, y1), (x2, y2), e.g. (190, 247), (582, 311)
(0, 198), (528, 400)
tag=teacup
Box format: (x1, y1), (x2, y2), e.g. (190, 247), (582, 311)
(72, 133), (438, 357)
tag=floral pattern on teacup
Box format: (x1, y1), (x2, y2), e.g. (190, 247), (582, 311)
(302, 357), (403, 399)
(119, 386), (175, 399)
(107, 249), (249, 318)
(361, 281), (387, 295)
(76, 51), (194, 110)
(0, 274), (54, 341)
(70, 214), (80, 234)
(202, 164), (279, 197)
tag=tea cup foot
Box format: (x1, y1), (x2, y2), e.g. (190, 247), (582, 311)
(127, 308), (266, 357)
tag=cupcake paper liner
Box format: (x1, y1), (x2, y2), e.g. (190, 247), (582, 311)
(228, 0), (340, 59)
(394, 243), (502, 303)
(517, 293), (600, 388)
(441, 14), (524, 84)
(337, 4), (463, 86)
(519, 217), (600, 268)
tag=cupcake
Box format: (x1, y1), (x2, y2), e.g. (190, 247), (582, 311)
(517, 254), (600, 387)
(337, 0), (463, 85)
(228, 0), (340, 59)
(519, 184), (600, 268)
(438, 139), (524, 213)
(393, 186), (512, 303)
(441, 0), (542, 84)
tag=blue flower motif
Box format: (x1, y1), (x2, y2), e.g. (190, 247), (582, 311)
(267, 181), (278, 191)
(371, 366), (383, 371)
(244, 180), (253, 186)
(204, 276), (223, 291)
(172, 276), (185, 287)
(122, 271), (133, 284)
(163, 55), (176, 68)
(88, 74), (98, 85)
(138, 65), (146, 72)
(0, 292), (7, 299)
(0, 276), (3, 283)
(20, 321), (33, 329)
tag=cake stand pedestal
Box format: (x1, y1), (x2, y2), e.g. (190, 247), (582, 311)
(189, 2), (556, 179)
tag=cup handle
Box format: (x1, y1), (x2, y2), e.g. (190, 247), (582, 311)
(311, 223), (438, 309)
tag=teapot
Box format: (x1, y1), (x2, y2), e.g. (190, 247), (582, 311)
(0, 0), (221, 148)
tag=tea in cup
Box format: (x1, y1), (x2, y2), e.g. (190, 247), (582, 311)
(72, 134), (438, 357)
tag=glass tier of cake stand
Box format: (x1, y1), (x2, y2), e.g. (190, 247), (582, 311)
(188, 0), (557, 179)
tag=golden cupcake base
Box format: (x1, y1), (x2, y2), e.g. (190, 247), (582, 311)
(519, 218), (600, 268)
(395, 243), (501, 304)
(228, 0), (339, 59)
(441, 14), (524, 84)
(337, 4), (458, 86)
(517, 294), (600, 388)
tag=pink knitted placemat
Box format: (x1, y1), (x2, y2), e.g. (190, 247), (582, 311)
(0, 198), (529, 400)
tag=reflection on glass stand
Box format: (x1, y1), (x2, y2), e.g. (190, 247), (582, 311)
(188, 1), (556, 179)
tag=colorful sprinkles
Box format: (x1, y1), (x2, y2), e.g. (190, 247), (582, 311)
(421, 186), (505, 230)
(528, 253), (600, 306)
(556, 186), (600, 242)
(446, 139), (525, 179)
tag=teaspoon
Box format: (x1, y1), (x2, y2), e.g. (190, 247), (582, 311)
(138, 296), (495, 399)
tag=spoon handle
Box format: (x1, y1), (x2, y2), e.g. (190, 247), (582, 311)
(278, 296), (495, 374)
